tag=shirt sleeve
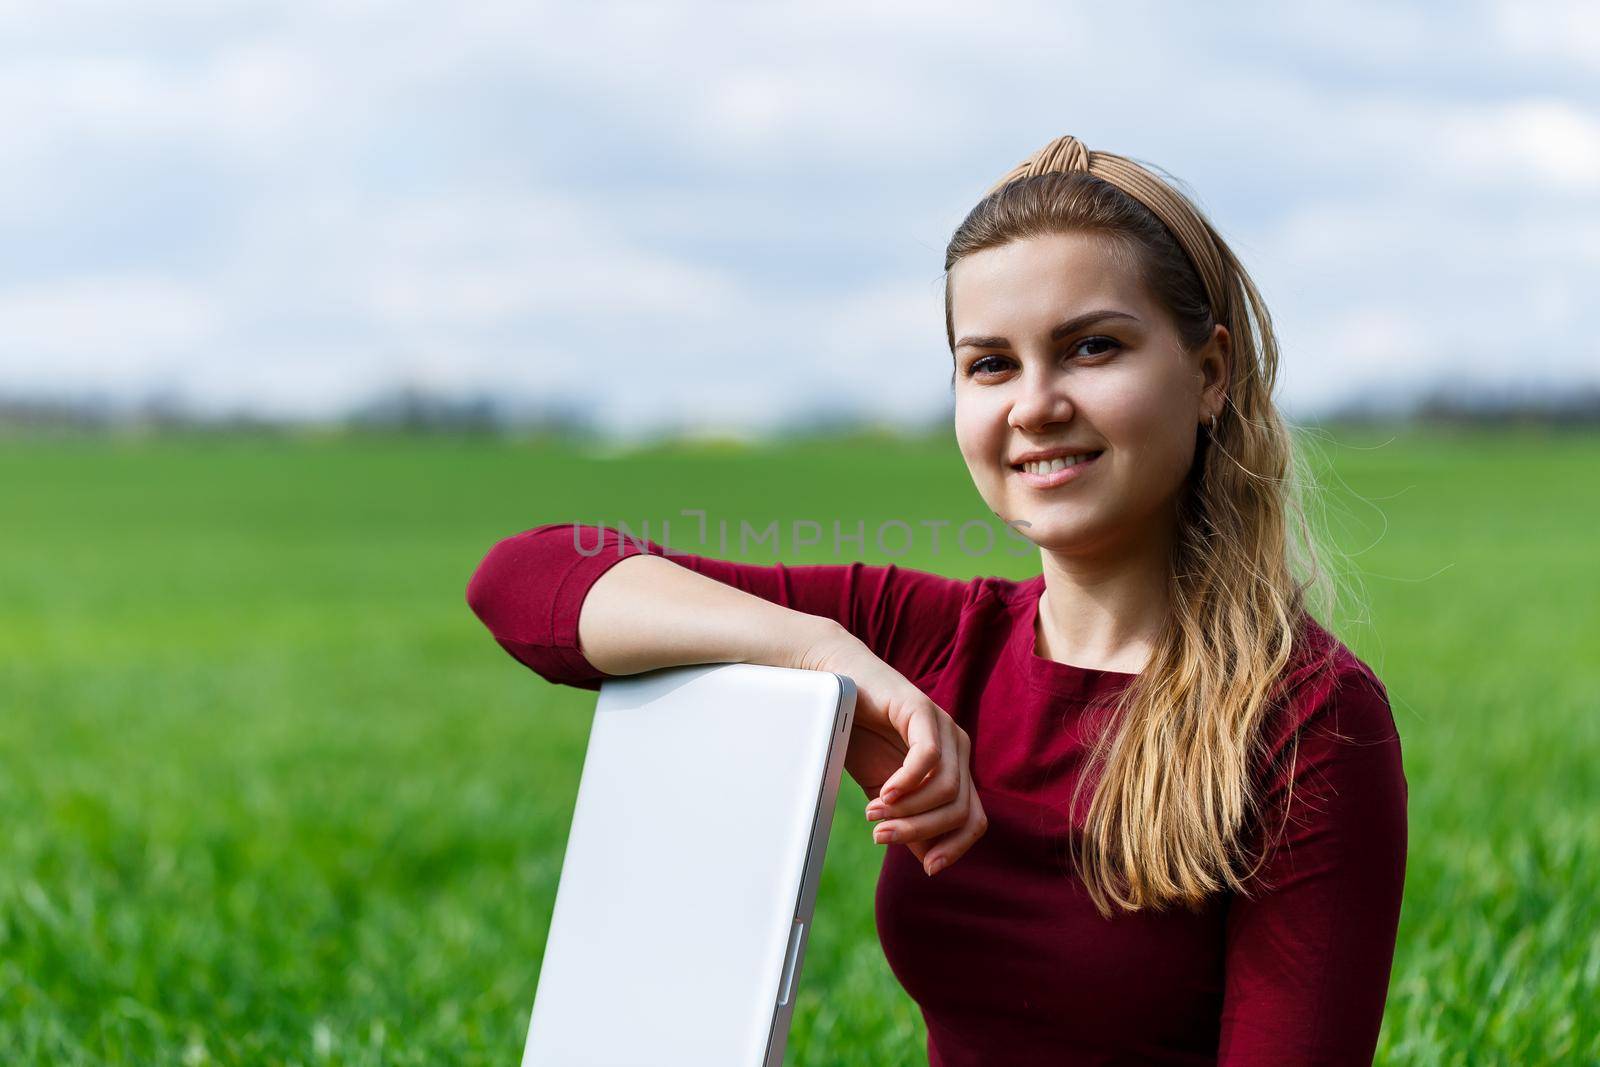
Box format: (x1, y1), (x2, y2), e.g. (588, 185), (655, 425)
(464, 522), (972, 692)
(1216, 666), (1409, 1066)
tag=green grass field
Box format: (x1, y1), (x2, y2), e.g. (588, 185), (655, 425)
(2, 426), (1595, 1065)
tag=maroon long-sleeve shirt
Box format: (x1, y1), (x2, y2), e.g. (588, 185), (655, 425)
(466, 523), (1408, 1066)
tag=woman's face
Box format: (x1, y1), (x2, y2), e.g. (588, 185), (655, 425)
(950, 231), (1230, 557)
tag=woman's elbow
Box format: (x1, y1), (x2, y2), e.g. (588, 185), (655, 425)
(464, 526), (563, 642)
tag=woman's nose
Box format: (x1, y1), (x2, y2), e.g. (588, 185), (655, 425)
(1007, 374), (1074, 431)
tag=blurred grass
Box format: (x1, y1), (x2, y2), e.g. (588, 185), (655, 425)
(0, 426), (1595, 1065)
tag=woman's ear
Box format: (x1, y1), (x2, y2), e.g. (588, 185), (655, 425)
(1199, 324), (1231, 420)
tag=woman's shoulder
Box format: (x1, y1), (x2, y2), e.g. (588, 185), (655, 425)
(1240, 615), (1408, 854)
(877, 566), (1039, 617)
(1273, 614), (1399, 749)
(965, 570), (1045, 610)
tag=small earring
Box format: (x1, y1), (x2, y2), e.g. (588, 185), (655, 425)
(1209, 413), (1218, 434)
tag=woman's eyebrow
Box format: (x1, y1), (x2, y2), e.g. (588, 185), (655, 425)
(954, 309), (1142, 351)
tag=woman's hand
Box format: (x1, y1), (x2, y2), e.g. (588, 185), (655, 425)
(796, 624), (988, 877)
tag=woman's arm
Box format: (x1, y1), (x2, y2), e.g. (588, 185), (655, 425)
(577, 551), (834, 676)
(463, 521), (991, 874)
(464, 522), (971, 689)
(1216, 667), (1409, 1066)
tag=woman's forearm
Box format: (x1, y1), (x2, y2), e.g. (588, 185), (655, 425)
(576, 552), (845, 677)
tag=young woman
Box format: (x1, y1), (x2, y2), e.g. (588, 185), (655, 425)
(466, 135), (1408, 1066)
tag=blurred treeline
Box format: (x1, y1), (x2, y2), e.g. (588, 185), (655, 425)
(4, 382), (1600, 439)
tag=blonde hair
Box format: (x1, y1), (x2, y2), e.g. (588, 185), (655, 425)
(945, 135), (1341, 917)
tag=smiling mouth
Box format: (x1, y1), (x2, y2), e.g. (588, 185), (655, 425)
(1010, 450), (1104, 474)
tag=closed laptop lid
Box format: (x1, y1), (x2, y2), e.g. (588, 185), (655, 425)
(521, 662), (855, 1067)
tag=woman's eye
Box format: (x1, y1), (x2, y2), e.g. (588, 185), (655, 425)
(964, 337), (1119, 378)
(1074, 336), (1120, 359)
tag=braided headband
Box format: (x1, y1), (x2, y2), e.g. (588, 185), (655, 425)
(983, 135), (1229, 325)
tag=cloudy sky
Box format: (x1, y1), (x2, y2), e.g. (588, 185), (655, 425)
(2, 0), (1596, 436)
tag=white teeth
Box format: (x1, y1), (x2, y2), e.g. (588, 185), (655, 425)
(1021, 453), (1093, 475)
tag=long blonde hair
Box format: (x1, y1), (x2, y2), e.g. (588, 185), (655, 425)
(945, 136), (1341, 917)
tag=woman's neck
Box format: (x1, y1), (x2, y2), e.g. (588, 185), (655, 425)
(1034, 518), (1174, 675)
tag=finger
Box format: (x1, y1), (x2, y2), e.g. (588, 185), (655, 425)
(920, 801), (990, 876)
(872, 761), (970, 846)
(867, 720), (964, 820)
(886, 704), (959, 800)
(922, 716), (966, 806)
(877, 728), (940, 804)
(871, 790), (967, 847)
(916, 729), (982, 875)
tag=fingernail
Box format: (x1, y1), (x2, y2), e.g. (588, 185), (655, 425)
(881, 788), (898, 803)
(865, 805), (885, 820)
(874, 826), (895, 843)
(926, 857), (945, 876)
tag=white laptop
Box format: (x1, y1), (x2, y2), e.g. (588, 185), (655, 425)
(520, 662), (859, 1067)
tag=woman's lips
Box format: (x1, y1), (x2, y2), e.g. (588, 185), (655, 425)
(1010, 450), (1103, 489)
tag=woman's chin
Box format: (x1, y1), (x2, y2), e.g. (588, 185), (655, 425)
(1009, 511), (1107, 553)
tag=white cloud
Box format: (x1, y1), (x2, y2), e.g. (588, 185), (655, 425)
(355, 193), (751, 326)
(1421, 97), (1600, 192)
(0, 276), (219, 384)
(1491, 0), (1600, 74)
(0, 0), (1595, 428)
